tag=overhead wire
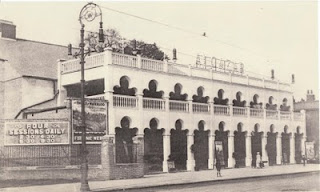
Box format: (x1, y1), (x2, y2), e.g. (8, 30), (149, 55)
(99, 5), (277, 65)
(70, 5), (280, 80)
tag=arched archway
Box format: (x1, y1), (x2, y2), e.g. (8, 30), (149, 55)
(251, 124), (263, 167)
(281, 125), (291, 164)
(144, 118), (164, 172)
(234, 123), (246, 168)
(267, 124), (277, 166)
(170, 119), (188, 170)
(194, 120), (209, 170)
(215, 122), (229, 167)
(115, 116), (138, 163)
(113, 76), (137, 96)
(295, 126), (303, 164)
(143, 80), (164, 98)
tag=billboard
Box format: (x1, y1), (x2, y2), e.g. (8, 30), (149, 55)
(305, 142), (315, 159)
(72, 99), (107, 144)
(4, 121), (69, 145)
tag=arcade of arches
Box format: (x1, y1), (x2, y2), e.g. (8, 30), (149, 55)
(114, 117), (305, 173)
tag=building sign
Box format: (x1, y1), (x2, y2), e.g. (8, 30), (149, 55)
(305, 142), (315, 159)
(72, 99), (107, 144)
(4, 121), (69, 145)
(196, 55), (244, 74)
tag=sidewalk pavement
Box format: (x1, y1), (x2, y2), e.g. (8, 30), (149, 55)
(1, 164), (319, 192)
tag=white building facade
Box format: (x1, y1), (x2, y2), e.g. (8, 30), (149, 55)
(58, 48), (306, 173)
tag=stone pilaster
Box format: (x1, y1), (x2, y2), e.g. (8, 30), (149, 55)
(261, 135), (268, 161)
(228, 133), (235, 168)
(162, 134), (171, 172)
(187, 134), (195, 171)
(208, 134), (215, 169)
(290, 134), (295, 163)
(245, 134), (252, 166)
(276, 135), (282, 164)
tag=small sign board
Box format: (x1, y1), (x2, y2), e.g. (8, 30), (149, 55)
(306, 142), (315, 159)
(4, 121), (69, 145)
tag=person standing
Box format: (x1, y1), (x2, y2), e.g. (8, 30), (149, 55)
(216, 151), (222, 177)
(256, 152), (261, 168)
(302, 155), (306, 166)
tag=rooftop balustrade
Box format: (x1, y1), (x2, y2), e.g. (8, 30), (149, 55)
(59, 50), (291, 92)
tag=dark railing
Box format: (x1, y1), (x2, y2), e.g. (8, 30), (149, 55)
(0, 145), (101, 168)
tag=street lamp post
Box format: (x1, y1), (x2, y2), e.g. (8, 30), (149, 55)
(69, 3), (104, 191)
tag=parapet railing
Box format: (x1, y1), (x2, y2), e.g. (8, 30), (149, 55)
(193, 103), (210, 113)
(113, 95), (138, 108)
(214, 105), (230, 116)
(59, 51), (291, 92)
(169, 100), (189, 112)
(143, 97), (165, 110)
(233, 106), (247, 116)
(250, 108), (264, 118)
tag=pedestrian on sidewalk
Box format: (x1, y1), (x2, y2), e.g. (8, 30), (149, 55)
(216, 158), (222, 177)
(216, 150), (223, 177)
(256, 152), (261, 168)
(302, 155), (306, 166)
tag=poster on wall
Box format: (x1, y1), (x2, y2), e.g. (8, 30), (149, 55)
(72, 99), (107, 144)
(4, 121), (69, 145)
(305, 142), (315, 159)
(215, 141), (224, 164)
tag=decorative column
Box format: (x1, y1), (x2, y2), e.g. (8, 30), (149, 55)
(245, 134), (252, 167)
(290, 134), (295, 163)
(162, 96), (171, 172)
(208, 134), (215, 169)
(137, 54), (142, 68)
(228, 133), (235, 168)
(208, 101), (215, 169)
(104, 47), (114, 135)
(276, 135), (282, 164)
(162, 134), (171, 172)
(187, 133), (195, 171)
(101, 135), (115, 179)
(301, 136), (307, 156)
(261, 134), (268, 162)
(137, 93), (144, 135)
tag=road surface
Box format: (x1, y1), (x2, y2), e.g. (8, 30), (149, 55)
(114, 172), (320, 192)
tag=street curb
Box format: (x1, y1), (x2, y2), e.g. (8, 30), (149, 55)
(95, 170), (320, 192)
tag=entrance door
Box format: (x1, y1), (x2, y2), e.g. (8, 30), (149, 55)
(267, 132), (277, 166)
(234, 125), (246, 168)
(194, 121), (209, 170)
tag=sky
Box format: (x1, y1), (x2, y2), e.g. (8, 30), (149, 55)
(0, 1), (318, 101)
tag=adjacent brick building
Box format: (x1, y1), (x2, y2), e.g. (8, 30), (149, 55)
(294, 90), (319, 160)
